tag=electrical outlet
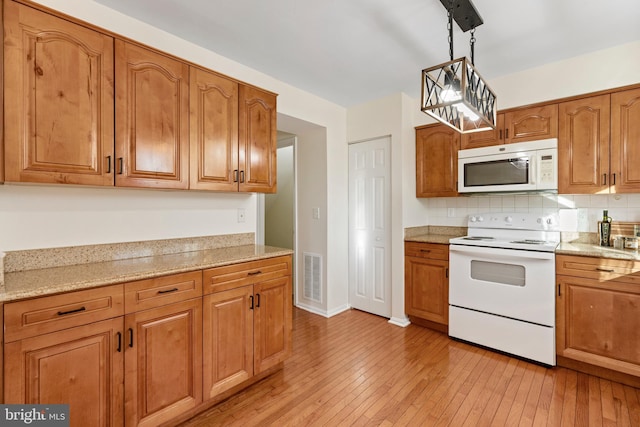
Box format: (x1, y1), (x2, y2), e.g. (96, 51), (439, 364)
(237, 208), (246, 223)
(312, 207), (320, 220)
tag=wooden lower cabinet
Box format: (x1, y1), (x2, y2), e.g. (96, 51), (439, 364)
(203, 285), (254, 399)
(556, 254), (640, 384)
(202, 272), (292, 399)
(254, 276), (293, 374)
(404, 242), (449, 328)
(4, 317), (125, 427)
(3, 256), (292, 425)
(125, 298), (202, 427)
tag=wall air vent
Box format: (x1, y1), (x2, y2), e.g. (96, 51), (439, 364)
(303, 252), (322, 303)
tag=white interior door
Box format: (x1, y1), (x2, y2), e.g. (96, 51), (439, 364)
(348, 136), (391, 317)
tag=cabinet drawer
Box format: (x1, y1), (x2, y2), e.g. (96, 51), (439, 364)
(556, 255), (640, 285)
(405, 242), (449, 261)
(4, 284), (124, 342)
(203, 256), (292, 295)
(124, 271), (202, 313)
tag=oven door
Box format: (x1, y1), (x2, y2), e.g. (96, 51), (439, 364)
(449, 244), (555, 326)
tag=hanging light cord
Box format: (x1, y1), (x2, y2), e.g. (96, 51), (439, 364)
(470, 28), (476, 65)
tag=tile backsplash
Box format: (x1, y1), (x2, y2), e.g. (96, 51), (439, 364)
(427, 193), (640, 232)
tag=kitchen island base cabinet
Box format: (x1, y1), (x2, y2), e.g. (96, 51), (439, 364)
(556, 254), (640, 387)
(4, 318), (124, 427)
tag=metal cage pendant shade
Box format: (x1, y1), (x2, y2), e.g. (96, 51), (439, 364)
(421, 0), (497, 133)
(421, 57), (496, 133)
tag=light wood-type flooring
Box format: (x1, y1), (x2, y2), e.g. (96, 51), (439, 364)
(180, 307), (640, 426)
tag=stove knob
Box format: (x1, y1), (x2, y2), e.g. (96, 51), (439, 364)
(537, 218), (543, 224)
(547, 218), (553, 225)
(469, 216), (477, 222)
(477, 216), (484, 222)
(505, 216), (513, 223)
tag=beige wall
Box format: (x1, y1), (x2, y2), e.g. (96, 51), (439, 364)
(265, 144), (295, 250)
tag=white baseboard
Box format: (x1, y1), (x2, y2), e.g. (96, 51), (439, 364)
(294, 303), (351, 318)
(388, 316), (410, 327)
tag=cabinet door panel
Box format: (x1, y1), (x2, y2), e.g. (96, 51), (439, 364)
(611, 88), (640, 193)
(460, 114), (505, 149)
(4, 318), (124, 427)
(4, 1), (114, 186)
(558, 95), (610, 194)
(203, 286), (254, 399)
(557, 275), (640, 377)
(115, 41), (189, 189)
(416, 125), (459, 197)
(238, 86), (277, 193)
(254, 276), (292, 374)
(505, 104), (558, 143)
(190, 67), (239, 191)
(125, 299), (202, 427)
(404, 256), (448, 324)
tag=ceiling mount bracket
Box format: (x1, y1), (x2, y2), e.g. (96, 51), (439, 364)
(438, 0), (483, 32)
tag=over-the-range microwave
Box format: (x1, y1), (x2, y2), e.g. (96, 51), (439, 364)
(457, 139), (558, 194)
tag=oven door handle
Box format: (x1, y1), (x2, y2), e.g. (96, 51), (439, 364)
(449, 244), (555, 260)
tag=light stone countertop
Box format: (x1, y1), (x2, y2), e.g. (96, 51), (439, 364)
(2, 245), (292, 303)
(404, 234), (460, 244)
(555, 242), (640, 261)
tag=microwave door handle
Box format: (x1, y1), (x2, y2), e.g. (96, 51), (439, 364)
(529, 156), (535, 185)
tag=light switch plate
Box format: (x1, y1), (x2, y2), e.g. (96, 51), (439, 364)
(237, 208), (246, 223)
(312, 207), (320, 220)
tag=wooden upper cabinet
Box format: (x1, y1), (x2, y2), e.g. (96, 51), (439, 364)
(504, 104), (558, 144)
(189, 67), (239, 191)
(461, 105), (558, 149)
(416, 125), (459, 197)
(611, 88), (640, 193)
(460, 114), (505, 149)
(558, 94), (610, 194)
(4, 1), (114, 186)
(239, 85), (277, 193)
(115, 40), (189, 189)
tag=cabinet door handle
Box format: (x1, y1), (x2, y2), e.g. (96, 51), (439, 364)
(612, 173), (616, 185)
(240, 170), (245, 183)
(596, 267), (615, 273)
(558, 284), (561, 296)
(106, 156), (112, 174)
(233, 169), (239, 183)
(256, 293), (261, 308)
(602, 174), (607, 185)
(128, 328), (134, 348)
(248, 270), (262, 276)
(157, 287), (179, 294)
(57, 306), (86, 316)
(116, 332), (122, 352)
(117, 157), (124, 175)
(499, 129), (503, 140)
(250, 295), (254, 310)
(445, 268), (449, 279)
(419, 249), (431, 253)
(505, 129), (509, 139)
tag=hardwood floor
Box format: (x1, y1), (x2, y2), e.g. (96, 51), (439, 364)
(180, 308), (640, 426)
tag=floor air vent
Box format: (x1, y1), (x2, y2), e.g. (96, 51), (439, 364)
(303, 252), (322, 303)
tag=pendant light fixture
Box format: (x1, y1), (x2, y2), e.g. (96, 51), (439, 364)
(421, 0), (497, 133)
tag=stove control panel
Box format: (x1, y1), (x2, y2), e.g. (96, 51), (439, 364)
(467, 213), (559, 231)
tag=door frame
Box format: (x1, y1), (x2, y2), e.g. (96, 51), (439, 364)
(257, 137), (298, 302)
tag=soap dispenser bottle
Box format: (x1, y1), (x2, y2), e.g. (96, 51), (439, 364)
(600, 210), (612, 246)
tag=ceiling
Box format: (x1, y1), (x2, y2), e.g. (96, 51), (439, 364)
(95, 0), (640, 107)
